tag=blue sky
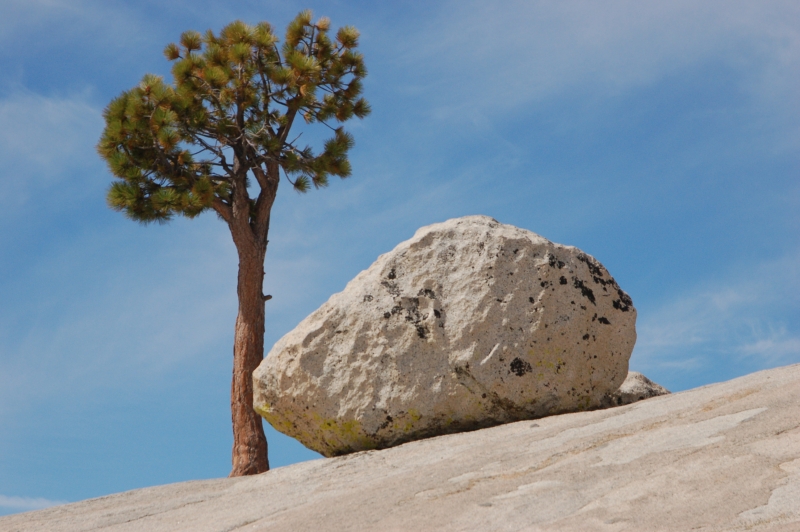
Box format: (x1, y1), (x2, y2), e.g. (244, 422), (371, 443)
(1, 0), (798, 516)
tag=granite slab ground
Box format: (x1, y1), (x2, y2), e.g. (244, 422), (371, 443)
(3, 363), (798, 531)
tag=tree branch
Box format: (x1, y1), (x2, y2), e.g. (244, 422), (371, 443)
(252, 161), (279, 241)
(251, 165), (270, 190)
(212, 197), (233, 223)
(277, 106), (299, 145)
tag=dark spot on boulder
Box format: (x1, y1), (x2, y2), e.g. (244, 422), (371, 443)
(433, 309), (441, 318)
(417, 288), (436, 299)
(540, 281), (548, 287)
(559, 276), (567, 285)
(383, 312), (391, 319)
(577, 253), (604, 278)
(548, 254), (566, 269)
(415, 324), (428, 339)
(614, 289), (633, 311)
(529, 297), (535, 303)
(363, 294), (373, 302)
(582, 333), (590, 340)
(381, 281), (400, 296)
(612, 299), (630, 312)
(573, 278), (596, 304)
(387, 268), (396, 280)
(598, 317), (611, 325)
(482, 393), (487, 398)
(510, 357), (532, 377)
(378, 415), (394, 430)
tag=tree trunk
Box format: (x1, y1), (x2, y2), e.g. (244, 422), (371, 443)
(228, 239), (270, 477)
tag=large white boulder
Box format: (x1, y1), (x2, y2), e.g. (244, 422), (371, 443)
(253, 215), (637, 456)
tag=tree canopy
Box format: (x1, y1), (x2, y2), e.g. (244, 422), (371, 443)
(98, 10), (370, 225)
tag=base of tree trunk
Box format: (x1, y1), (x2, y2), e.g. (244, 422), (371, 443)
(229, 421), (269, 477)
(229, 254), (271, 477)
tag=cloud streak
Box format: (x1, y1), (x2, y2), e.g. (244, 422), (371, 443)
(0, 494), (67, 512)
(633, 248), (800, 380)
(397, 0), (800, 132)
(0, 0), (149, 53)
(0, 91), (104, 215)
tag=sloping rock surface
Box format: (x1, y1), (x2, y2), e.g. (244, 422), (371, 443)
(5, 364), (799, 532)
(253, 215), (637, 456)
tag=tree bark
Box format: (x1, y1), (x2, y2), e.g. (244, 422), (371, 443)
(225, 159), (279, 477)
(228, 237), (270, 476)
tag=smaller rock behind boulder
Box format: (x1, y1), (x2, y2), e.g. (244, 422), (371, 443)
(599, 372), (671, 408)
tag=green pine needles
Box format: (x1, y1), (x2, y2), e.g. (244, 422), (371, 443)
(98, 11), (370, 224)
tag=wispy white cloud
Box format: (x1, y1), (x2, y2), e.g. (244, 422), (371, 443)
(0, 91), (101, 167)
(0, 494), (66, 512)
(738, 329), (800, 361)
(0, 91), (104, 213)
(0, 0), (308, 63)
(0, 0), (148, 51)
(399, 0), (800, 135)
(633, 248), (800, 372)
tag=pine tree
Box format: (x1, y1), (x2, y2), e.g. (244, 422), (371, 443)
(97, 11), (370, 476)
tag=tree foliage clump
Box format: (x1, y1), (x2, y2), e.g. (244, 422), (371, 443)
(99, 10), (369, 224)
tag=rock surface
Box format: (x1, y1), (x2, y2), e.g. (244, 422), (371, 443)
(253, 215), (637, 456)
(600, 371), (670, 408)
(5, 364), (800, 531)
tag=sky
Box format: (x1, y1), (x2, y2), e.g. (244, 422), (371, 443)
(0, 0), (798, 516)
